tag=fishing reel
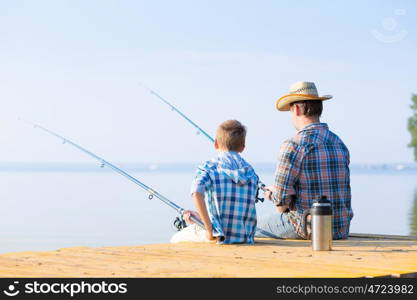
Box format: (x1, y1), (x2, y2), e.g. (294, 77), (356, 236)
(255, 183), (266, 203)
(256, 195), (265, 203)
(173, 215), (187, 231)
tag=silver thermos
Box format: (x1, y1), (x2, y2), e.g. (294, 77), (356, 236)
(303, 196), (333, 251)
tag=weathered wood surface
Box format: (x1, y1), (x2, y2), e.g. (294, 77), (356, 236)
(1, 238), (416, 278)
(349, 233), (417, 241)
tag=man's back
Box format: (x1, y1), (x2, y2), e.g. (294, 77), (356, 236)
(274, 123), (353, 239)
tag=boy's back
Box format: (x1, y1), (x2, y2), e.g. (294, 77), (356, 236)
(171, 120), (259, 245)
(191, 151), (258, 244)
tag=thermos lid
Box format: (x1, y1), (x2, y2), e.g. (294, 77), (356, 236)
(311, 196), (332, 215)
(312, 195), (331, 207)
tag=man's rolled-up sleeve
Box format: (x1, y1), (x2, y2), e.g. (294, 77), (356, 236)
(273, 140), (301, 206)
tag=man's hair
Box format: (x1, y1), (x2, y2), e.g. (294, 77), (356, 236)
(216, 120), (246, 151)
(290, 100), (323, 117)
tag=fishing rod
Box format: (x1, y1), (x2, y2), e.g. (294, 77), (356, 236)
(139, 83), (214, 142)
(21, 119), (205, 231)
(140, 84), (267, 200)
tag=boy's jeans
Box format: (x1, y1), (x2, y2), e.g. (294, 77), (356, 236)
(255, 212), (302, 239)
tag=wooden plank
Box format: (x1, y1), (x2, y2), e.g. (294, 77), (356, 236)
(349, 233), (417, 241)
(0, 238), (416, 278)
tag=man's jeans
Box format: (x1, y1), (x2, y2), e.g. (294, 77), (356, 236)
(255, 212), (302, 239)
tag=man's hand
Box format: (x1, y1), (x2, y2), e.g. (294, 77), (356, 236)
(276, 205), (289, 213)
(182, 210), (200, 225)
(264, 186), (277, 201)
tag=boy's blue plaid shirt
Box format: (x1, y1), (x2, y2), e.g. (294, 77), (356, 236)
(191, 151), (258, 244)
(273, 123), (353, 239)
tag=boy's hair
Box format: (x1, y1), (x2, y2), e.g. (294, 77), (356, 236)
(216, 120), (246, 151)
(290, 100), (323, 117)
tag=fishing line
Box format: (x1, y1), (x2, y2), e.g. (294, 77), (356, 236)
(140, 84), (267, 201)
(20, 118), (205, 231)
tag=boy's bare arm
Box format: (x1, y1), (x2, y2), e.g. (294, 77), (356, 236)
(192, 192), (215, 240)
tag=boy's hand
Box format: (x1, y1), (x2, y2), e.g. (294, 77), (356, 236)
(183, 210), (200, 225)
(264, 186), (277, 201)
(205, 227), (216, 241)
(192, 192), (216, 241)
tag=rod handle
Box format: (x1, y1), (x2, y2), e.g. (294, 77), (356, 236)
(189, 215), (205, 228)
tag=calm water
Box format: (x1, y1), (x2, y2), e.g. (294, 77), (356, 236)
(0, 168), (416, 253)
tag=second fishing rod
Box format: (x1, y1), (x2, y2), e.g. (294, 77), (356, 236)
(22, 119), (206, 232)
(141, 84), (268, 202)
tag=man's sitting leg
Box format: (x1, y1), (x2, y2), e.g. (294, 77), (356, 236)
(255, 212), (301, 239)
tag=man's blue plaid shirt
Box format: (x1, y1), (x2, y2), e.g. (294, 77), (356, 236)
(273, 123), (353, 240)
(191, 151), (258, 244)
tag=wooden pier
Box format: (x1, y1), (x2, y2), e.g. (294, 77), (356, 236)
(1, 235), (416, 278)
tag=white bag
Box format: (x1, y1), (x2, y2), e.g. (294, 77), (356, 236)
(170, 224), (210, 243)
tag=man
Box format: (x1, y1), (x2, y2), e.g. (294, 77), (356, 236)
(256, 81), (353, 240)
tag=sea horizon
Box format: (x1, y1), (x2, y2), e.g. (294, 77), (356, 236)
(0, 161), (416, 173)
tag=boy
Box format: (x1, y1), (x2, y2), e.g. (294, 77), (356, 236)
(171, 120), (259, 244)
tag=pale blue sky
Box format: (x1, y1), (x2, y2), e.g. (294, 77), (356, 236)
(0, 0), (416, 164)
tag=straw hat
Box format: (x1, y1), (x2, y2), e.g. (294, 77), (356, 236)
(276, 81), (332, 111)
